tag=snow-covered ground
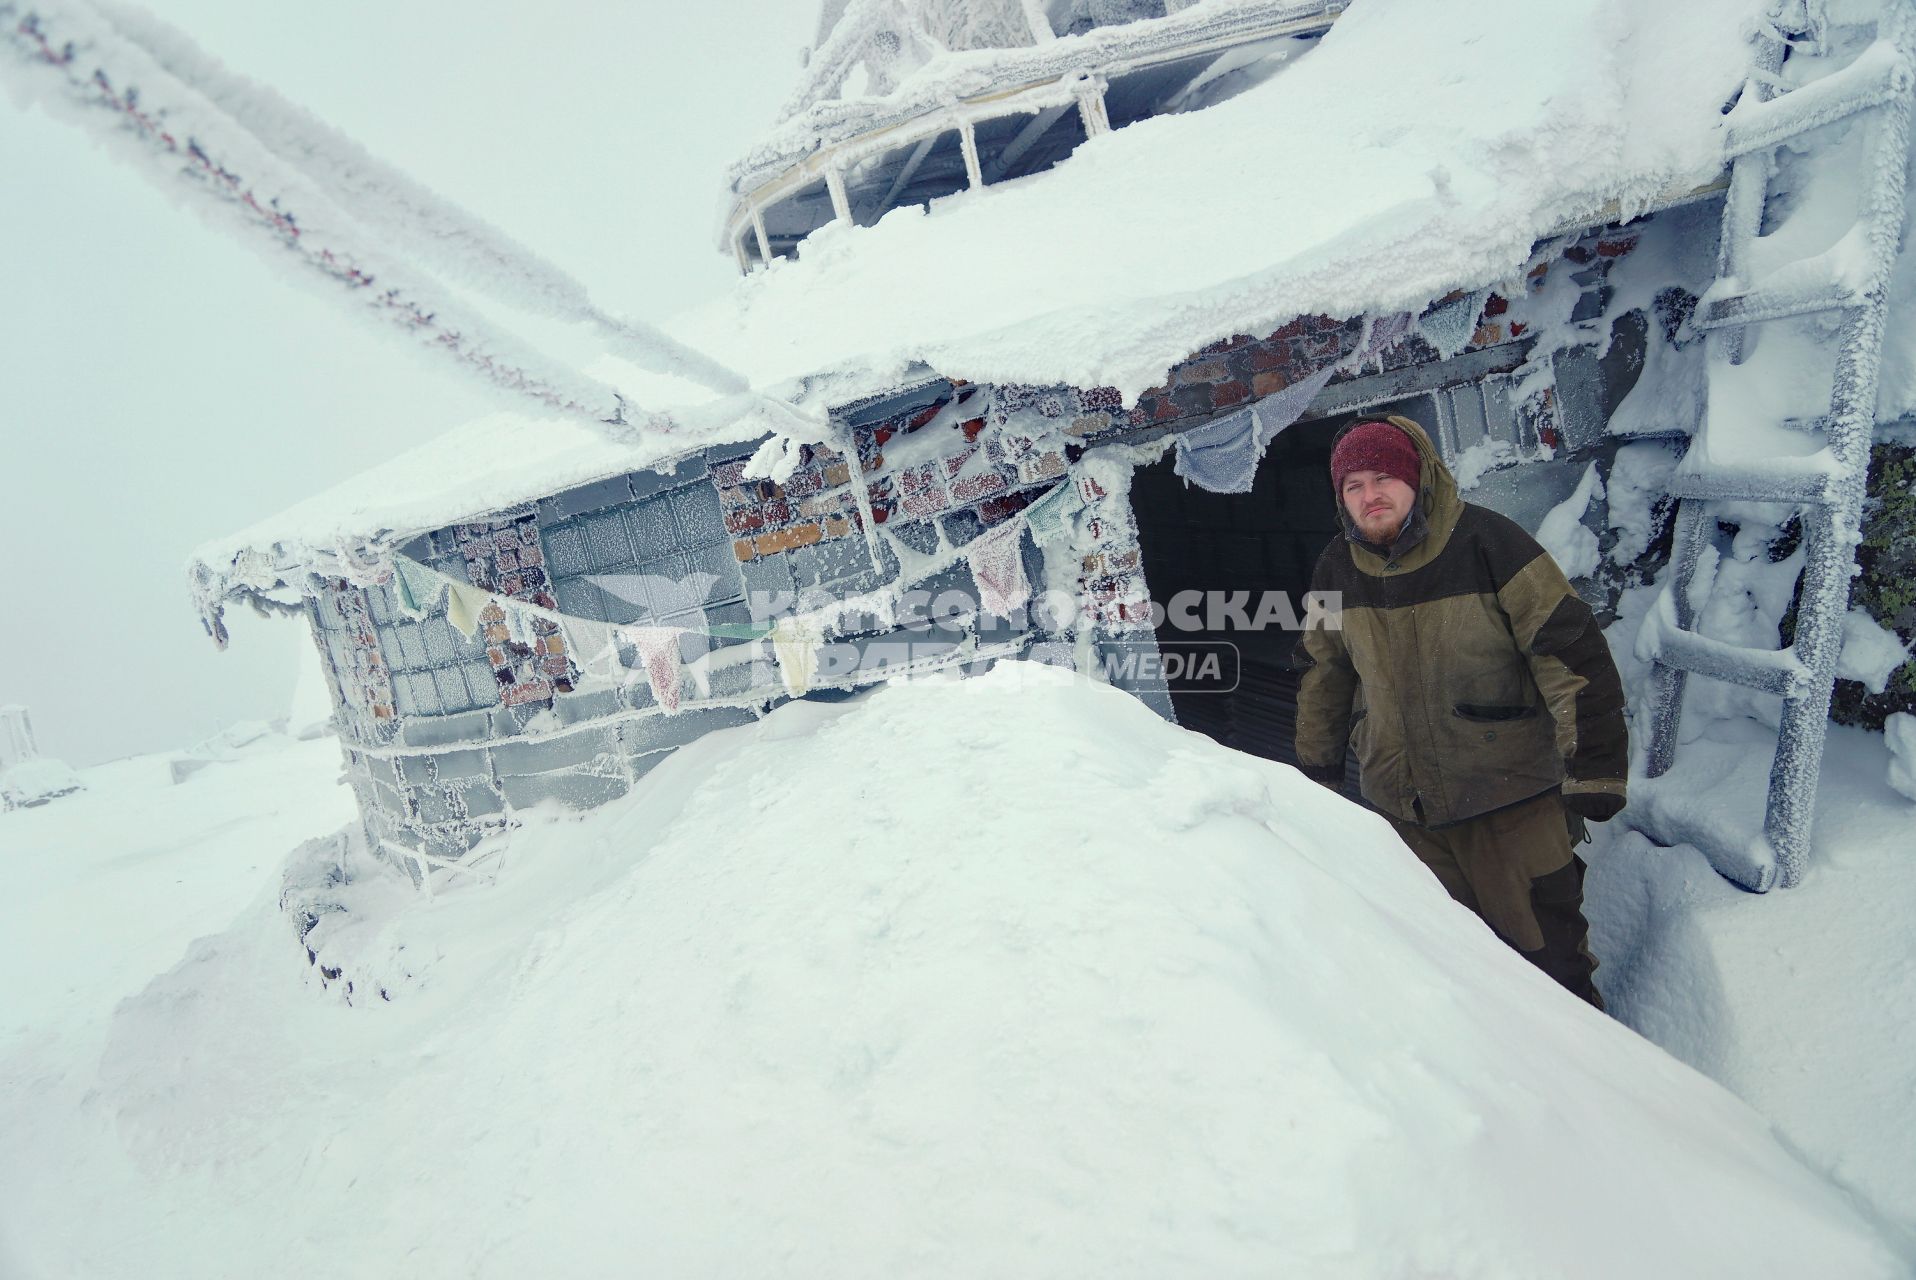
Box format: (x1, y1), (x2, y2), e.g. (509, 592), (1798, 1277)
(2, 665), (1909, 1277)
(1590, 730), (1916, 1251)
(1587, 584), (1916, 1251)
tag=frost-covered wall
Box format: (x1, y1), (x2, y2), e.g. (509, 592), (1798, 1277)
(307, 394), (1166, 872)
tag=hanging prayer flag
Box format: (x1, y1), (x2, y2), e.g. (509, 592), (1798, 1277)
(1172, 406), (1257, 494)
(1172, 360), (1339, 495)
(1022, 479), (1084, 547)
(966, 521), (1032, 619)
(561, 616), (626, 687)
(625, 626), (687, 713)
(445, 581), (491, 639)
(1417, 290), (1490, 361)
(771, 616), (825, 697)
(392, 558), (441, 619)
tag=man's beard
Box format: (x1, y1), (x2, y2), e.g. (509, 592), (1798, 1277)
(1353, 509), (1404, 542)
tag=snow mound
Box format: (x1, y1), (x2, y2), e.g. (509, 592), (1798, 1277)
(1838, 608), (1912, 695)
(1535, 460), (1606, 580)
(0, 756), (84, 811)
(1589, 720), (1916, 1245)
(72, 664), (1903, 1277)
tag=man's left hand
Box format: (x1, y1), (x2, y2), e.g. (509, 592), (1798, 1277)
(1564, 790), (1625, 823)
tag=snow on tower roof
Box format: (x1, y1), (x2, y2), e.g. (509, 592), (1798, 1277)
(688, 0), (1765, 402)
(732, 0), (1332, 201)
(195, 0), (1764, 604)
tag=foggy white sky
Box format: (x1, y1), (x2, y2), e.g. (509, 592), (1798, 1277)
(0, 1), (815, 766)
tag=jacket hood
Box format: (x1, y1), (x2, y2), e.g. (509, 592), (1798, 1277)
(1331, 414), (1463, 572)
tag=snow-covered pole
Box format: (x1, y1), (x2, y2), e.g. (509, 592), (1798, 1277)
(1073, 73), (1111, 137)
(826, 164), (853, 224)
(1018, 0), (1056, 43)
(0, 1), (661, 434)
(1713, 29), (1787, 367)
(750, 204), (774, 266)
(70, 0), (750, 398)
(957, 112), (984, 189)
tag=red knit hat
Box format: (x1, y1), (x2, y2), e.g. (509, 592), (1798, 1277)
(1330, 420), (1421, 493)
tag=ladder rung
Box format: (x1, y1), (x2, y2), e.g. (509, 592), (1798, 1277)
(1652, 623), (1814, 698)
(1666, 468), (1837, 504)
(1693, 275), (1861, 329)
(1724, 37), (1907, 159)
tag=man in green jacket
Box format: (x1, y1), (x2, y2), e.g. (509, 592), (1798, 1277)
(1293, 415), (1627, 1008)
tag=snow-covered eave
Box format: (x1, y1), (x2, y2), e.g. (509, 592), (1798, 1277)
(179, 362), (944, 642)
(721, 0), (1343, 242)
(1539, 174), (1729, 242)
(188, 167), (1731, 648)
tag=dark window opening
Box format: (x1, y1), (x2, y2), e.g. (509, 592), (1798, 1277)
(761, 178), (834, 260)
(971, 105), (1090, 186)
(841, 128), (973, 225)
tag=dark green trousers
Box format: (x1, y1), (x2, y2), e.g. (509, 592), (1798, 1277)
(1389, 789), (1604, 1010)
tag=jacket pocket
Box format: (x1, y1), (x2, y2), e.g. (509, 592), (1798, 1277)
(1452, 703), (1539, 723)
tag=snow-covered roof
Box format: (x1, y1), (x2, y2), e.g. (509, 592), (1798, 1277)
(727, 0), (1344, 209)
(195, 0), (1764, 604)
(187, 355), (755, 607)
(687, 0), (1762, 401)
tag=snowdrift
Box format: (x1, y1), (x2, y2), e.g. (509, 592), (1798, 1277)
(18, 663), (1892, 1277)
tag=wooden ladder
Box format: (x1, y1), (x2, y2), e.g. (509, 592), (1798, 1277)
(1643, 0), (1915, 890)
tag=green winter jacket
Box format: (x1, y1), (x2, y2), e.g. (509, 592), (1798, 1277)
(1292, 416), (1628, 828)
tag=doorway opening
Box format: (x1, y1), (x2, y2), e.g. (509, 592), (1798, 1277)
(1129, 399), (1431, 785)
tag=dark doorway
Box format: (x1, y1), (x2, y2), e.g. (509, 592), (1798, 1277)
(1129, 414), (1353, 780)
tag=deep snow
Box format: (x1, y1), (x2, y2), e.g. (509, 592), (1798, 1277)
(1, 665), (1908, 1277)
(1591, 578), (1916, 1247)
